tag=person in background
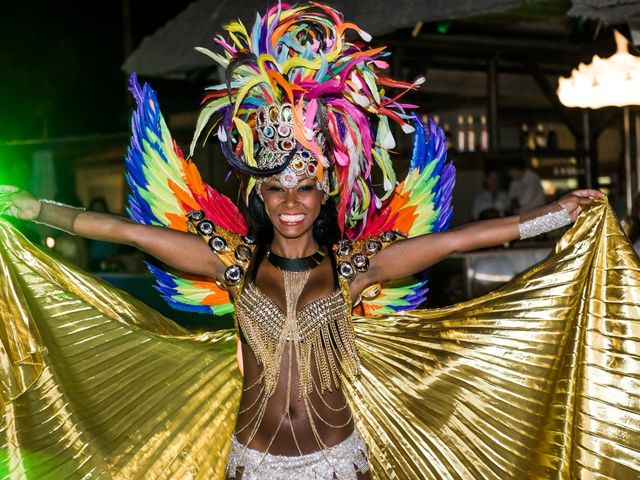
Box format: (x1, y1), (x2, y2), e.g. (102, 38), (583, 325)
(471, 168), (509, 220)
(507, 158), (546, 214)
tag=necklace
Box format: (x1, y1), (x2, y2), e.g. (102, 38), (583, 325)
(266, 247), (325, 271)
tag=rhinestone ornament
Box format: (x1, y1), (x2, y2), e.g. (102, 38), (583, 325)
(352, 254), (370, 272)
(224, 265), (244, 285)
(197, 220), (214, 236)
(338, 262), (355, 279)
(380, 231), (397, 243)
(235, 245), (252, 262)
(365, 239), (382, 254)
(209, 236), (227, 253)
(188, 210), (204, 222)
(337, 241), (352, 256)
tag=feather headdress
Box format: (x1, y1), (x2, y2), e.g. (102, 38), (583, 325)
(191, 1), (424, 233)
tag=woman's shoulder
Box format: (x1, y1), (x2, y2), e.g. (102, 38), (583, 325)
(186, 210), (257, 288)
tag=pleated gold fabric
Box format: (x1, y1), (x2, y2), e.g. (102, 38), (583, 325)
(346, 199), (640, 479)
(0, 219), (242, 479)
(1, 198), (639, 479)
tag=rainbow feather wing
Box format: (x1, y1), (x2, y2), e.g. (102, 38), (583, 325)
(357, 116), (455, 316)
(125, 74), (246, 315)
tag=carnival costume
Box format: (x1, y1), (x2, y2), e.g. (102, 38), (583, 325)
(1, 2), (640, 479)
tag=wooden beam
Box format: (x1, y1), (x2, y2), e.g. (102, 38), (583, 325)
(525, 60), (582, 139)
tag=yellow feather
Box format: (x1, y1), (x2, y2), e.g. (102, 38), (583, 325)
(233, 118), (257, 167)
(234, 76), (266, 115)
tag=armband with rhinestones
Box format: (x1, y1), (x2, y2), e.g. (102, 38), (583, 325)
(519, 206), (572, 239)
(333, 231), (404, 282)
(186, 210), (256, 288)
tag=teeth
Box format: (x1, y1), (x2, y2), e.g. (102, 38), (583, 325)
(280, 214), (305, 222)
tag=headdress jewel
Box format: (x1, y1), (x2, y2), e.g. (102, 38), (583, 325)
(254, 102), (329, 197)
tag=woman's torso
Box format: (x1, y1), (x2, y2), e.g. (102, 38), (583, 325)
(232, 254), (357, 455)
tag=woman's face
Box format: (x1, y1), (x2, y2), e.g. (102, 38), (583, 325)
(260, 175), (325, 240)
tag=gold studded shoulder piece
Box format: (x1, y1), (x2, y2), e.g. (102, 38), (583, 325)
(186, 210), (256, 289)
(333, 231), (404, 283)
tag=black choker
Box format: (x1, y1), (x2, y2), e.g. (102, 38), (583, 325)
(266, 248), (325, 271)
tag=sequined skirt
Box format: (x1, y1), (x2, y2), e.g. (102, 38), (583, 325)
(226, 430), (369, 480)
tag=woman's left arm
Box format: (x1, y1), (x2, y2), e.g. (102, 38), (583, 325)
(354, 189), (603, 291)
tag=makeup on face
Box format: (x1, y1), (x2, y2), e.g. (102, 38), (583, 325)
(261, 176), (323, 234)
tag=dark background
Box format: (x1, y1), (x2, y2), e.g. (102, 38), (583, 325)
(0, 0), (195, 141)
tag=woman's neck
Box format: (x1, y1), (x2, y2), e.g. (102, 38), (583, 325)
(269, 232), (319, 258)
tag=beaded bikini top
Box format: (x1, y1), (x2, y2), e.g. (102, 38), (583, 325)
(235, 273), (357, 398)
(186, 210), (402, 399)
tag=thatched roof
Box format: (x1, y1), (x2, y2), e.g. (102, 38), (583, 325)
(122, 0), (539, 78)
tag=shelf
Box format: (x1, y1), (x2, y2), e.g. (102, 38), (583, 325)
(448, 149), (579, 159)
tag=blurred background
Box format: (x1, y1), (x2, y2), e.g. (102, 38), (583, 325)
(1, 0), (639, 322)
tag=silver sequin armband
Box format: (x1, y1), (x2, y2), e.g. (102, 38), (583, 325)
(519, 208), (572, 239)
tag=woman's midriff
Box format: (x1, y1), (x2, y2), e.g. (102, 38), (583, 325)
(234, 341), (355, 455)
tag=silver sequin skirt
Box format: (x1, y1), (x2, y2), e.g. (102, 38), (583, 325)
(226, 430), (369, 480)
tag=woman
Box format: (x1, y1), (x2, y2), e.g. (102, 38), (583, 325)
(0, 172), (603, 480)
(0, 3), (636, 480)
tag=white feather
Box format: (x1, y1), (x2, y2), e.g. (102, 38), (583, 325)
(382, 130), (396, 149)
(402, 123), (415, 134)
(217, 125), (227, 142)
(359, 30), (372, 42)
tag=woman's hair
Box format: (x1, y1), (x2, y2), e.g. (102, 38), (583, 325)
(243, 190), (341, 247)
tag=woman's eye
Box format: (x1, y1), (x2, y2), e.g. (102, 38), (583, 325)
(267, 186), (284, 192)
(298, 185), (314, 192)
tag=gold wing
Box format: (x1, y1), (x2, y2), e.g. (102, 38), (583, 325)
(346, 198), (640, 479)
(0, 219), (241, 479)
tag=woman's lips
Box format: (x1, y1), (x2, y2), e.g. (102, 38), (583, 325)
(278, 213), (305, 225)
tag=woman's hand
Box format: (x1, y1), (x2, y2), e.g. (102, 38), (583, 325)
(556, 189), (604, 222)
(0, 186), (41, 220)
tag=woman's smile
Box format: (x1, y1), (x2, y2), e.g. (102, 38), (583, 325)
(278, 213), (306, 226)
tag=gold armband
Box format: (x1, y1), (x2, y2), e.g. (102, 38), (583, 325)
(333, 231), (404, 282)
(186, 210), (256, 288)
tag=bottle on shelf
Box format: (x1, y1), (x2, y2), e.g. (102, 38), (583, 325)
(456, 115), (465, 152)
(480, 115), (489, 152)
(535, 123), (546, 149)
(443, 122), (453, 150)
(466, 115), (476, 152)
(527, 125), (537, 150)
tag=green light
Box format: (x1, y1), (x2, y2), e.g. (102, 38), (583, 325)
(0, 146), (31, 188)
(436, 21), (451, 34)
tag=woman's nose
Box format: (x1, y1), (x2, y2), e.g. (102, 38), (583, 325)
(284, 189), (299, 206)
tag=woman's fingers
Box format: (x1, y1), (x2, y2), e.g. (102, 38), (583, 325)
(573, 189), (604, 198)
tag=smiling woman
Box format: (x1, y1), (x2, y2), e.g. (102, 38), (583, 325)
(0, 2), (638, 480)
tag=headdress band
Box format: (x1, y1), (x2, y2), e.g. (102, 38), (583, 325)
(255, 102), (329, 197)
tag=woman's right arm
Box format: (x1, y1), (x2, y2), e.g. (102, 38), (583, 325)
(0, 186), (225, 279)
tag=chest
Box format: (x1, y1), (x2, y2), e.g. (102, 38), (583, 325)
(235, 282), (351, 341)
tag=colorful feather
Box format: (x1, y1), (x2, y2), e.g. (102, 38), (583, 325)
(125, 74), (246, 315)
(192, 2), (424, 232)
(352, 115), (455, 315)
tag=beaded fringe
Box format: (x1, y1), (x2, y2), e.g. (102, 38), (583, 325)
(235, 273), (360, 399)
